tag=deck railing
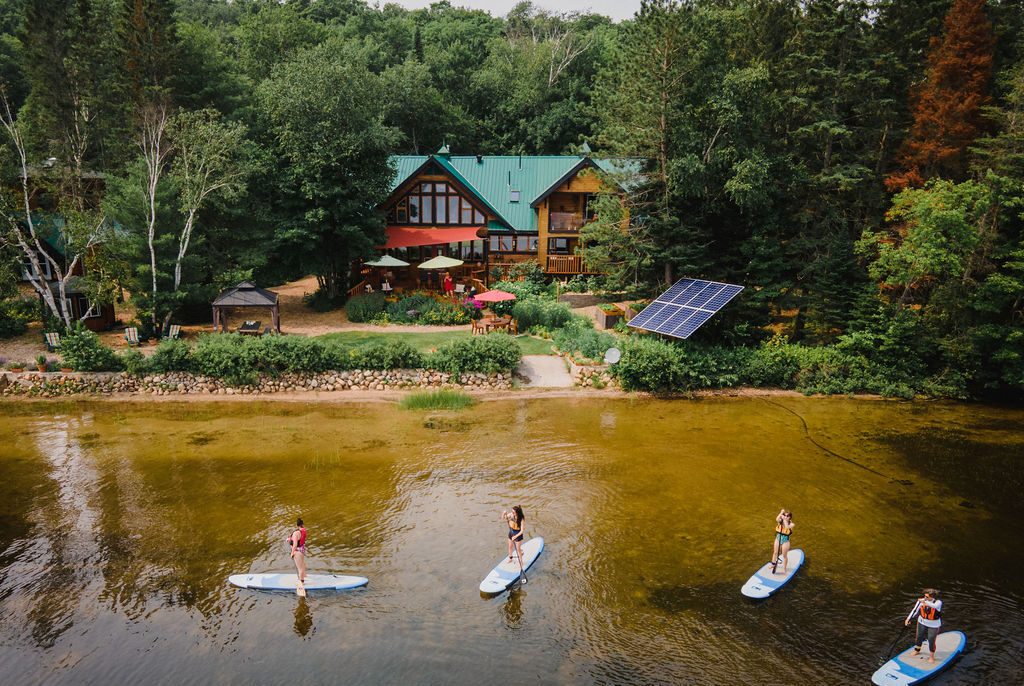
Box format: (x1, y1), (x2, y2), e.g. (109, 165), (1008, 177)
(549, 212), (583, 232)
(546, 255), (585, 274)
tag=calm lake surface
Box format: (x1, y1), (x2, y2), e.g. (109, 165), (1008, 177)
(0, 397), (1021, 685)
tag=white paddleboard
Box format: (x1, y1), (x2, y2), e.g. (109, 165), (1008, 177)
(872, 631), (966, 685)
(740, 548), (804, 598)
(480, 537), (544, 594)
(228, 573), (368, 591)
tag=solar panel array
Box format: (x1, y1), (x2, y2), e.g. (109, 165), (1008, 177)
(627, 278), (743, 339)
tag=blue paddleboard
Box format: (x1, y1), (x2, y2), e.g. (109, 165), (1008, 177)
(872, 630), (966, 685)
(740, 548), (804, 598)
(480, 537), (544, 594)
(228, 573), (368, 591)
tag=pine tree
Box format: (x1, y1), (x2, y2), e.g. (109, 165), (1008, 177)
(886, 0), (996, 190)
(118, 0), (180, 104)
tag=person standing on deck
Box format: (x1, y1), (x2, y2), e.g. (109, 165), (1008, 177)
(905, 588), (943, 663)
(288, 518), (308, 588)
(771, 509), (794, 573)
(443, 272), (455, 299)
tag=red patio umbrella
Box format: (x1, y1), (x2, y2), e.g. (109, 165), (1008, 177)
(473, 290), (516, 303)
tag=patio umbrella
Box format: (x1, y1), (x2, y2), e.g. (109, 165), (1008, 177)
(365, 255), (410, 267)
(417, 255), (464, 270)
(473, 289), (516, 303)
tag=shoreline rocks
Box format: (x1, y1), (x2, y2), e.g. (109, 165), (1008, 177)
(0, 369), (512, 398)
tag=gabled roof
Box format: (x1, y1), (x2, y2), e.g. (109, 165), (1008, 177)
(388, 153), (641, 232)
(212, 281), (279, 307)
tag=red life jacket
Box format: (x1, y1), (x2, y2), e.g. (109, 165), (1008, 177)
(293, 527), (307, 550)
(919, 602), (941, 621)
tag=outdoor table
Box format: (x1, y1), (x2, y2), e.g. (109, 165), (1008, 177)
(238, 320), (262, 335)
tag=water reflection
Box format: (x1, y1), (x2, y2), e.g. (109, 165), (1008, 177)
(0, 399), (1021, 685)
(293, 598), (314, 638)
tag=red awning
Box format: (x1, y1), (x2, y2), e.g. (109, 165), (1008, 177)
(381, 226), (485, 249)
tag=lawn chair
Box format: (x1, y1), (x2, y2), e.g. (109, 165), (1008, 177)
(165, 324), (181, 340)
(381, 281), (393, 294)
(471, 318), (486, 335)
(124, 327), (140, 347)
(44, 332), (61, 352)
(454, 284), (466, 296)
(364, 283), (374, 293)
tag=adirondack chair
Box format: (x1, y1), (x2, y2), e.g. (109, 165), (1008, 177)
(124, 327), (140, 347)
(165, 324), (181, 340)
(44, 332), (61, 351)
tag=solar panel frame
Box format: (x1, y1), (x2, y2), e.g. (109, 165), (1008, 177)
(628, 277), (743, 339)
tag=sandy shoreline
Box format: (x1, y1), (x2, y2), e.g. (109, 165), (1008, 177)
(0, 386), (889, 405)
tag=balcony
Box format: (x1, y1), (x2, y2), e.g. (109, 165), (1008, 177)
(546, 254), (588, 274)
(549, 212), (584, 233)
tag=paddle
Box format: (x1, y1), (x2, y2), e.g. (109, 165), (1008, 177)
(771, 511), (784, 575)
(880, 600), (921, 664)
(516, 531), (527, 586)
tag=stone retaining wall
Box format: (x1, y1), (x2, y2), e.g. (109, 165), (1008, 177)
(0, 369), (512, 398)
(558, 353), (617, 388)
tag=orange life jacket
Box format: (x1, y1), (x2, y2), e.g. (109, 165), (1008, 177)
(919, 603), (941, 621)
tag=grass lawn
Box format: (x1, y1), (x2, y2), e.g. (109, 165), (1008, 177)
(317, 330), (555, 356)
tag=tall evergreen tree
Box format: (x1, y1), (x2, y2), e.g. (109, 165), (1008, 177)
(886, 0), (996, 190)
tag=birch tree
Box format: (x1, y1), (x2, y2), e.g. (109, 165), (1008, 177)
(137, 99), (172, 328)
(162, 109), (247, 329)
(0, 90), (111, 329)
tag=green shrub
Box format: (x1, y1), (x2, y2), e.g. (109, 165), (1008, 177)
(490, 280), (547, 315)
(149, 339), (193, 373)
(60, 327), (123, 372)
(428, 332), (521, 374)
(250, 335), (336, 374)
(508, 261), (546, 287)
(303, 287), (347, 312)
(120, 350), (150, 376)
(611, 337), (745, 392)
(419, 300), (472, 325)
(553, 318), (616, 361)
(743, 335), (803, 388)
(352, 340), (423, 370)
(399, 389), (476, 410)
(0, 297), (36, 338)
(346, 292), (387, 322)
(512, 298), (574, 331)
(191, 334), (259, 385)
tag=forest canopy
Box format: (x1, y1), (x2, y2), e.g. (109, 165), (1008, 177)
(0, 0), (1023, 399)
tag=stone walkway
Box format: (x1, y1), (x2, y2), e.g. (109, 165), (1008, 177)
(516, 355), (574, 388)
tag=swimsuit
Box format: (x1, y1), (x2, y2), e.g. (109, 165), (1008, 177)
(775, 523), (792, 545)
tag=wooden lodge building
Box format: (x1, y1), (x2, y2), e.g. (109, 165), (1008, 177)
(371, 146), (636, 290)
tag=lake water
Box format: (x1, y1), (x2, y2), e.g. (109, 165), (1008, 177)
(0, 397), (1021, 685)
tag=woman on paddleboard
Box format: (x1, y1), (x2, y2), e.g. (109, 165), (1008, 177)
(502, 506), (525, 565)
(771, 509), (794, 573)
(288, 518), (308, 586)
(904, 588), (943, 663)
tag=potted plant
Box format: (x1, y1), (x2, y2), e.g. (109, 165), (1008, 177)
(60, 361), (74, 373)
(624, 301), (649, 321)
(8, 361), (25, 372)
(36, 354), (48, 372)
(596, 303), (624, 329)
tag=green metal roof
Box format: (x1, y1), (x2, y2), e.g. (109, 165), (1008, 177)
(388, 154), (641, 232)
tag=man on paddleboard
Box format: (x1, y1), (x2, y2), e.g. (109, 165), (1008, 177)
(904, 588), (943, 663)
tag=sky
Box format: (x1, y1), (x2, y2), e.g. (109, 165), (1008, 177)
(382, 0), (642, 22)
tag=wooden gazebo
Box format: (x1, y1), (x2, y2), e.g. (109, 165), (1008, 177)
(211, 281), (281, 333)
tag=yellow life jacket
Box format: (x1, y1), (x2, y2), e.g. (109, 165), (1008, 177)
(775, 523), (792, 536)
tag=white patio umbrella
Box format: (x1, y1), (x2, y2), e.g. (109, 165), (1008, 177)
(365, 255), (410, 267)
(417, 255), (464, 270)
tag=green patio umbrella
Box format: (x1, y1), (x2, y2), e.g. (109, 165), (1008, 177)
(365, 255), (410, 267)
(417, 255), (464, 270)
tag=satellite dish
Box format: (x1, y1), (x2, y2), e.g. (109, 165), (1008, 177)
(603, 347), (621, 365)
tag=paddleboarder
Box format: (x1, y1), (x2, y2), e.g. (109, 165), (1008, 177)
(905, 588), (943, 663)
(502, 506), (526, 566)
(771, 509), (794, 573)
(288, 518), (308, 589)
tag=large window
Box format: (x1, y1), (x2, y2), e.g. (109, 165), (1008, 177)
(489, 235), (538, 254)
(389, 181), (486, 226)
